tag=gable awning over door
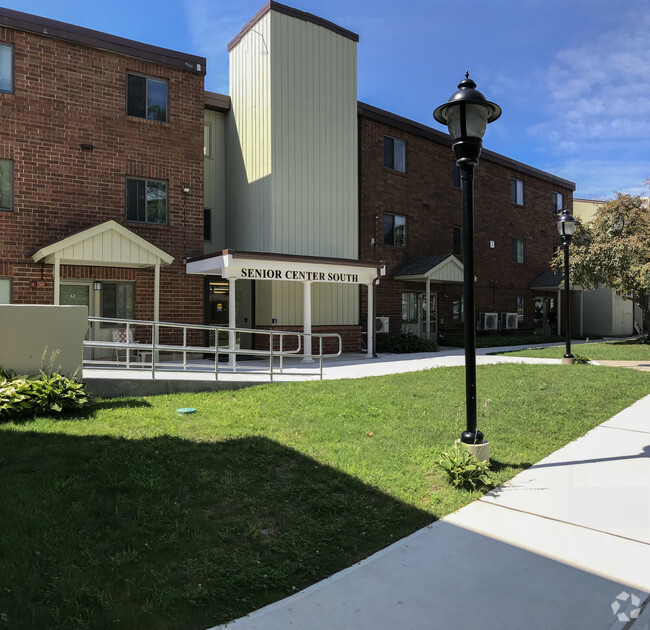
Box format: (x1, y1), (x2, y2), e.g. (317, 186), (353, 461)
(29, 220), (173, 320)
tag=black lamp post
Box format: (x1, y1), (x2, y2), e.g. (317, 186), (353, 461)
(557, 208), (576, 362)
(434, 73), (501, 446)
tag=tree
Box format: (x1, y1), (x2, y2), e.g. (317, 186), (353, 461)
(552, 193), (650, 334)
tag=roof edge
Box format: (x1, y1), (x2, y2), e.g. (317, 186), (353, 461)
(227, 1), (359, 52)
(0, 7), (206, 74)
(358, 101), (576, 191)
(204, 91), (231, 112)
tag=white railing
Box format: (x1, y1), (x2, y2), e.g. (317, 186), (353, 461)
(83, 317), (342, 380)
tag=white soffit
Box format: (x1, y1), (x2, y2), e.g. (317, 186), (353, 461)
(31, 220), (174, 268)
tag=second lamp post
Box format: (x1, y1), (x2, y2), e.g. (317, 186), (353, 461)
(433, 74), (501, 448)
(557, 208), (576, 363)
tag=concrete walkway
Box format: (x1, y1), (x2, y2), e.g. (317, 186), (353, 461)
(211, 393), (650, 630)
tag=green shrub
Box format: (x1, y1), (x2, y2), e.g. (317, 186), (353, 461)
(0, 368), (89, 421)
(438, 444), (492, 491)
(377, 332), (439, 354)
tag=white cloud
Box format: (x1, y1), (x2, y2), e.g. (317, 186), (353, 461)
(528, 9), (650, 152)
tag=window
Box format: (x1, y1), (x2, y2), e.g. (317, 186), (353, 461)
(0, 44), (12, 94)
(512, 237), (525, 263)
(511, 178), (524, 205)
(127, 73), (168, 122)
(452, 295), (464, 322)
(384, 213), (406, 247)
(204, 123), (212, 157)
(452, 163), (461, 189)
(0, 159), (11, 211)
(101, 283), (135, 319)
(553, 192), (563, 213)
(512, 296), (525, 322)
(402, 292), (417, 323)
(453, 226), (463, 256)
(126, 177), (168, 224)
(383, 136), (406, 172)
(204, 208), (212, 241)
(0, 278), (11, 303)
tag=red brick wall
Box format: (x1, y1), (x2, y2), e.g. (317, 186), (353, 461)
(0, 25), (205, 325)
(359, 114), (574, 338)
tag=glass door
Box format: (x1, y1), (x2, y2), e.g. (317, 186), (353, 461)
(419, 293), (437, 341)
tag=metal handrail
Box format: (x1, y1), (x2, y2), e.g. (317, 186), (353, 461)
(83, 316), (342, 380)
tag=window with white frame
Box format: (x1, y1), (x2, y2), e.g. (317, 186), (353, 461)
(0, 159), (11, 211)
(0, 44), (12, 94)
(127, 73), (168, 122)
(553, 192), (563, 213)
(126, 177), (168, 224)
(384, 213), (406, 247)
(511, 178), (524, 205)
(383, 136), (406, 172)
(0, 278), (11, 303)
(511, 237), (525, 263)
(402, 292), (417, 323)
(204, 123), (212, 157)
(101, 282), (135, 319)
(452, 295), (464, 322)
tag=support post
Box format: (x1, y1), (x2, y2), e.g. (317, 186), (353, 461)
(302, 281), (314, 363)
(229, 278), (237, 368)
(366, 282), (374, 358)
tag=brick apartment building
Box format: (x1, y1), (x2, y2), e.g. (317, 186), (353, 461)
(358, 103), (576, 342)
(0, 8), (206, 346)
(1, 2), (577, 356)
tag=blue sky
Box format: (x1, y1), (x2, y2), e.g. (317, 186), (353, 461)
(5, 0), (650, 200)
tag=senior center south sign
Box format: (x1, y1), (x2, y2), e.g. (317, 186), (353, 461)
(240, 268), (360, 283)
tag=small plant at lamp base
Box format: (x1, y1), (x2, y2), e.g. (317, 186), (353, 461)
(438, 444), (492, 491)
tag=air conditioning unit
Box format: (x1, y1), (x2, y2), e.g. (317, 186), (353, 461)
(375, 316), (389, 333)
(500, 312), (519, 330)
(478, 312), (498, 331)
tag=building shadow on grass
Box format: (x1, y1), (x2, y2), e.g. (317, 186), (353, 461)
(0, 431), (432, 630)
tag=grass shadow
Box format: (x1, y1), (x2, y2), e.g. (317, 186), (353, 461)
(0, 431), (431, 630)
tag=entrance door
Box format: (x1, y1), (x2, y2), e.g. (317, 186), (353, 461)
(60, 283), (94, 360)
(419, 292), (437, 341)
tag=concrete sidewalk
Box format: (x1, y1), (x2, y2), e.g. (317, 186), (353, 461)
(211, 394), (650, 630)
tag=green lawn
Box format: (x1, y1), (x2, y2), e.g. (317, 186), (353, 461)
(497, 338), (650, 361)
(1, 364), (649, 630)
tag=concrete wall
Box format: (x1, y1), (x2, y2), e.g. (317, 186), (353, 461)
(0, 305), (88, 377)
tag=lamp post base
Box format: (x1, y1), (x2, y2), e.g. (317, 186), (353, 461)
(561, 355), (575, 365)
(456, 438), (490, 463)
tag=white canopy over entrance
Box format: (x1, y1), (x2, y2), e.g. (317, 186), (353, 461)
(187, 250), (386, 358)
(392, 254), (465, 339)
(31, 220), (174, 321)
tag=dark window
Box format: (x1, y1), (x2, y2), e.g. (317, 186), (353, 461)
(512, 296), (525, 321)
(452, 163), (461, 189)
(511, 179), (524, 205)
(552, 192), (563, 214)
(101, 283), (135, 319)
(0, 159), (12, 211)
(452, 295), (464, 322)
(204, 208), (212, 241)
(384, 213), (406, 247)
(127, 73), (168, 122)
(383, 136), (406, 172)
(0, 44), (12, 94)
(512, 237), (525, 263)
(453, 226), (463, 256)
(126, 178), (168, 224)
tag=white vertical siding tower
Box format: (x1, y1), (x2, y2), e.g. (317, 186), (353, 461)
(226, 3), (359, 327)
